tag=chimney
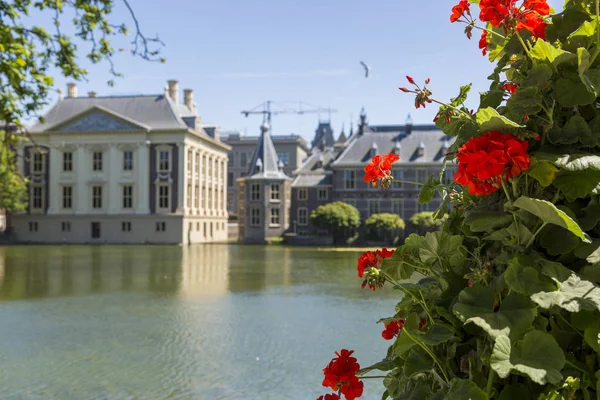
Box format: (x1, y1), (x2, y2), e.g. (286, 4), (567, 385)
(184, 89), (194, 110)
(67, 83), (78, 98)
(359, 107), (367, 135)
(213, 125), (220, 141)
(57, 89), (64, 101)
(167, 80), (179, 103)
(406, 113), (413, 135)
(88, 91), (97, 98)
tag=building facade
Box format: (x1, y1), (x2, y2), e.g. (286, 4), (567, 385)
(290, 110), (457, 235)
(222, 131), (309, 219)
(237, 123), (292, 244)
(12, 80), (230, 244)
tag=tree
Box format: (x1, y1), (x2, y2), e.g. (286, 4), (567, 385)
(0, 0), (165, 211)
(409, 211), (448, 235)
(310, 202), (360, 244)
(364, 213), (405, 243)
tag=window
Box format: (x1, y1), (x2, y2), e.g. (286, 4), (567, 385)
(270, 208), (280, 225)
(298, 207), (308, 226)
(29, 221), (38, 232)
(156, 221), (166, 232)
(196, 222), (200, 231)
(195, 153), (200, 175)
(318, 189), (328, 200)
(204, 222), (207, 237)
(92, 186), (103, 209)
(392, 199), (404, 216)
(159, 150), (170, 172)
(271, 184), (280, 200)
(418, 201), (428, 212)
(92, 151), (103, 171)
(158, 184), (170, 210)
(228, 152), (234, 167)
(344, 170), (356, 189)
(277, 152), (289, 166)
(240, 152), (248, 167)
(122, 185), (133, 209)
(195, 186), (199, 208)
(187, 184), (192, 208)
(346, 199), (356, 208)
(368, 199), (380, 215)
(251, 208), (261, 226)
(123, 151), (133, 171)
(228, 172), (234, 187)
(208, 157), (213, 178)
(187, 150), (193, 173)
(122, 221), (132, 232)
(298, 188), (308, 201)
(31, 186), (43, 210)
(416, 168), (428, 183)
(91, 222), (101, 239)
(32, 152), (44, 173)
(208, 188), (213, 209)
(63, 152), (73, 172)
(442, 168), (455, 185)
(62, 186), (73, 209)
(251, 184), (261, 201)
(392, 169), (403, 189)
(61, 221), (71, 232)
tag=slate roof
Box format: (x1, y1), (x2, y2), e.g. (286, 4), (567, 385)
(332, 124), (454, 166)
(30, 95), (194, 133)
(222, 132), (310, 151)
(246, 123), (290, 180)
(291, 148), (337, 187)
(311, 122), (335, 149)
(292, 174), (332, 187)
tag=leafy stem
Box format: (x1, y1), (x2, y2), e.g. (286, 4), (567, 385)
(486, 368), (496, 397)
(359, 375), (387, 379)
(501, 180), (513, 205)
(558, 314), (584, 339)
(515, 30), (533, 59)
(392, 179), (424, 187)
(403, 329), (450, 384)
(381, 271), (435, 325)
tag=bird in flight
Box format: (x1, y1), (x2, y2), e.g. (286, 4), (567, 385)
(360, 61), (370, 78)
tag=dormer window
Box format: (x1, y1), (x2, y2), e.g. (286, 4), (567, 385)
(316, 155), (324, 168)
(394, 140), (401, 157)
(255, 158), (263, 173)
(417, 141), (425, 157)
(370, 142), (378, 158)
(442, 139), (450, 154)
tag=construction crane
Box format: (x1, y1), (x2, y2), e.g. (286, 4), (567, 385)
(241, 101), (338, 128)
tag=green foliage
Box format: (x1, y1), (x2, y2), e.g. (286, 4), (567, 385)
(0, 0), (164, 210)
(0, 128), (27, 211)
(365, 213), (406, 231)
(409, 211), (448, 235)
(310, 202), (360, 243)
(357, 2), (600, 399)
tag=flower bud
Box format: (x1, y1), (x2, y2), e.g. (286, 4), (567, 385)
(406, 75), (415, 84)
(399, 87), (410, 93)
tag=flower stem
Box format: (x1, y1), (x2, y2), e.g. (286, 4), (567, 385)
(359, 375), (387, 379)
(515, 31), (533, 59)
(486, 368), (496, 397)
(392, 179), (424, 187)
(403, 329), (450, 384)
(501, 180), (513, 205)
(381, 271), (435, 325)
(526, 222), (547, 248)
(551, 189), (561, 204)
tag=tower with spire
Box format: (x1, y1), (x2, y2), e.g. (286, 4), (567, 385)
(311, 121), (335, 150)
(237, 122), (292, 243)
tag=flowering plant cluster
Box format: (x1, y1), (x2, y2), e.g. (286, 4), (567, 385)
(317, 350), (363, 400)
(316, 0), (600, 399)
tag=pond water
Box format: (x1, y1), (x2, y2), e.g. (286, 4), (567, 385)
(0, 244), (400, 400)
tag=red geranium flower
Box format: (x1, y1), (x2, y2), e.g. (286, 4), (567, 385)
(453, 131), (530, 196)
(363, 153), (400, 188)
(317, 394), (340, 400)
(419, 319), (427, 331)
(503, 82), (518, 93)
(478, 0), (549, 39)
(381, 320), (405, 340)
(451, 0), (471, 22)
(479, 31), (489, 55)
(322, 350), (363, 400)
(357, 249), (395, 290)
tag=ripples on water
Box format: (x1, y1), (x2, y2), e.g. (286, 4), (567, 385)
(0, 245), (401, 400)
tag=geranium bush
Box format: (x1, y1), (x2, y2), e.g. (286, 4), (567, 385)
(315, 0), (600, 399)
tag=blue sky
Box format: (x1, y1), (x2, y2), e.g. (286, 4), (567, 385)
(44, 0), (563, 142)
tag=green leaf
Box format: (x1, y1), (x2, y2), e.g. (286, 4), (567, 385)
(539, 225), (581, 256)
(527, 158), (559, 187)
(532, 273), (600, 312)
(523, 64), (553, 89)
(535, 152), (600, 171)
(584, 323), (600, 354)
(358, 359), (399, 376)
(577, 47), (592, 87)
(422, 323), (455, 346)
(568, 20), (597, 48)
(451, 84), (472, 107)
(480, 89), (505, 109)
(513, 197), (588, 242)
(554, 77), (596, 107)
(554, 170), (600, 201)
(505, 254), (557, 296)
(453, 286), (537, 339)
(418, 231), (464, 270)
(393, 329), (416, 358)
(418, 175), (438, 204)
(445, 379), (488, 400)
(506, 86), (543, 116)
(463, 211), (513, 233)
(582, 69), (600, 95)
(403, 347), (433, 377)
(498, 384), (531, 400)
(580, 202), (600, 231)
(476, 107), (523, 133)
(530, 39), (576, 66)
(548, 114), (593, 145)
(490, 331), (565, 385)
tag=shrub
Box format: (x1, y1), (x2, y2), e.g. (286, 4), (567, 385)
(310, 202), (360, 244)
(365, 213), (406, 243)
(409, 211), (448, 235)
(315, 1), (600, 399)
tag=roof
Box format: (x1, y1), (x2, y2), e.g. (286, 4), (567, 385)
(292, 174), (332, 187)
(30, 94), (194, 133)
(311, 122), (335, 149)
(335, 129), (347, 147)
(332, 124), (454, 166)
(291, 148), (337, 187)
(222, 132), (310, 151)
(246, 123), (290, 180)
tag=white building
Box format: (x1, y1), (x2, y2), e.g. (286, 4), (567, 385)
(11, 80), (230, 244)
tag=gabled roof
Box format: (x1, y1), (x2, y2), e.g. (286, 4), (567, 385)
(332, 124), (454, 166)
(291, 148), (337, 187)
(247, 123), (290, 180)
(44, 104), (152, 132)
(30, 94), (193, 133)
(222, 132), (310, 152)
